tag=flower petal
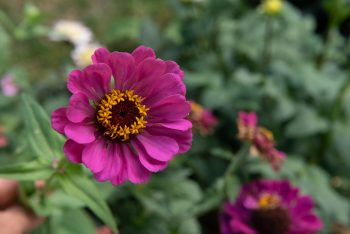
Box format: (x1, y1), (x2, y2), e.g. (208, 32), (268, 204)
(148, 95), (190, 121)
(123, 144), (151, 184)
(107, 52), (136, 90)
(92, 48), (110, 64)
(82, 139), (108, 173)
(51, 107), (69, 134)
(67, 93), (95, 123)
(132, 139), (168, 172)
(148, 119), (192, 131)
(63, 139), (84, 163)
(143, 73), (185, 106)
(146, 127), (192, 154)
(137, 132), (179, 162)
(132, 46), (156, 64)
(67, 63), (112, 100)
(64, 122), (96, 144)
(95, 144), (122, 181)
(165, 60), (184, 79)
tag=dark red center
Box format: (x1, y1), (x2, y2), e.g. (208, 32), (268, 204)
(251, 207), (291, 234)
(109, 100), (141, 127)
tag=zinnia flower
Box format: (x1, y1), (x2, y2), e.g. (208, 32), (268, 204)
(220, 180), (323, 234)
(71, 43), (102, 68)
(189, 101), (217, 135)
(1, 74), (18, 97)
(237, 112), (285, 171)
(51, 46), (192, 185)
(49, 20), (92, 45)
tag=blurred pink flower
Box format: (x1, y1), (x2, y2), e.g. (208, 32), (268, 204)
(237, 112), (257, 141)
(237, 112), (286, 171)
(1, 74), (18, 97)
(220, 180), (323, 234)
(189, 101), (217, 135)
(51, 46), (192, 185)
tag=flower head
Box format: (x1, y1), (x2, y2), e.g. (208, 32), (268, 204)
(51, 46), (192, 185)
(237, 112), (257, 141)
(237, 112), (285, 171)
(220, 180), (323, 234)
(189, 101), (217, 135)
(1, 74), (18, 97)
(71, 43), (102, 68)
(261, 0), (283, 15)
(49, 20), (92, 45)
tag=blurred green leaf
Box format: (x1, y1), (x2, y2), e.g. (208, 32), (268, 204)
(58, 168), (117, 233)
(285, 105), (329, 138)
(21, 94), (65, 162)
(0, 160), (52, 181)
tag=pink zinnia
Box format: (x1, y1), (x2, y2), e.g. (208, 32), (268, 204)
(1, 74), (19, 97)
(220, 180), (323, 234)
(51, 46), (192, 185)
(189, 101), (217, 135)
(237, 112), (286, 171)
(237, 112), (257, 141)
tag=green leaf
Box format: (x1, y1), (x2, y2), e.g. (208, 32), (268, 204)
(58, 169), (117, 233)
(0, 160), (53, 181)
(285, 105), (329, 138)
(21, 94), (65, 161)
(178, 218), (201, 234)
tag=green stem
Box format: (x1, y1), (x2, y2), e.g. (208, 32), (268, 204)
(260, 16), (274, 84)
(317, 28), (334, 70)
(224, 143), (250, 178)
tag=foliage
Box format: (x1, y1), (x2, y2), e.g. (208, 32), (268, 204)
(0, 0), (350, 233)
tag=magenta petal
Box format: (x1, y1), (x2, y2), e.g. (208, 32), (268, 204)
(64, 122), (96, 144)
(63, 140), (84, 163)
(132, 140), (168, 172)
(135, 58), (166, 82)
(230, 219), (256, 234)
(110, 145), (129, 185)
(165, 60), (184, 79)
(149, 95), (190, 121)
(67, 93), (95, 123)
(92, 48), (110, 64)
(148, 119), (192, 131)
(137, 132), (179, 162)
(107, 52), (135, 90)
(143, 73), (185, 106)
(51, 107), (69, 134)
(95, 144), (122, 181)
(147, 127), (192, 154)
(123, 144), (150, 184)
(67, 63), (112, 100)
(82, 139), (107, 173)
(292, 196), (314, 216)
(132, 46), (156, 64)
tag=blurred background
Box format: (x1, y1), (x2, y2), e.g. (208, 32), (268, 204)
(1, 0), (350, 233)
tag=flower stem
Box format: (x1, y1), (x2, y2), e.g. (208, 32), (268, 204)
(260, 16), (274, 84)
(224, 143), (250, 178)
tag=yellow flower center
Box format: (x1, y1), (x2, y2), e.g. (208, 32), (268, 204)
(96, 90), (149, 141)
(258, 193), (281, 209)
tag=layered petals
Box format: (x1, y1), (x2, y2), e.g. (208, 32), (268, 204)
(51, 45), (192, 185)
(220, 180), (322, 234)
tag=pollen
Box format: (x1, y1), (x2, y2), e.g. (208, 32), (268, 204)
(258, 193), (281, 209)
(96, 90), (149, 141)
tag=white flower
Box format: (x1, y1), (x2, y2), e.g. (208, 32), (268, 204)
(71, 43), (102, 68)
(49, 20), (93, 45)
